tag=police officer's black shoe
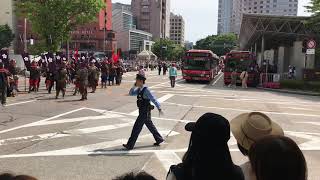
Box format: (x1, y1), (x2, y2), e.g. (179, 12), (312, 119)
(154, 140), (164, 146)
(122, 144), (133, 150)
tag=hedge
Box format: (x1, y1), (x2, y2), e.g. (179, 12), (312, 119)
(280, 80), (320, 92)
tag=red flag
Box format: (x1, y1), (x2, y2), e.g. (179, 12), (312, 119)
(74, 49), (79, 62)
(112, 50), (119, 64)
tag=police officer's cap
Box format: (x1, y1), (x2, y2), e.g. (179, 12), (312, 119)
(136, 74), (146, 81)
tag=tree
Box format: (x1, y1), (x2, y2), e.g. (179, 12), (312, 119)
(16, 0), (105, 52)
(194, 33), (238, 56)
(0, 24), (15, 49)
(152, 39), (175, 61)
(305, 0), (320, 34)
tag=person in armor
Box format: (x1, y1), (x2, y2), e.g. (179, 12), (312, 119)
(123, 74), (164, 150)
(109, 64), (116, 86)
(100, 61), (109, 88)
(55, 62), (68, 99)
(8, 59), (20, 94)
(0, 62), (9, 105)
(77, 63), (88, 100)
(88, 61), (99, 93)
(115, 64), (123, 85)
(29, 61), (41, 93)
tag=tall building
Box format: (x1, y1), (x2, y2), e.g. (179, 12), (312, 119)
(1, 0), (16, 52)
(131, 0), (170, 39)
(117, 29), (152, 52)
(170, 13), (185, 46)
(219, 0), (299, 35)
(112, 3), (134, 33)
(218, 0), (233, 34)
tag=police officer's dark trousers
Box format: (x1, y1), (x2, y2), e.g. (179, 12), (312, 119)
(127, 105), (163, 149)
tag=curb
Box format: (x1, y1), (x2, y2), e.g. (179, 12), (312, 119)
(257, 87), (320, 96)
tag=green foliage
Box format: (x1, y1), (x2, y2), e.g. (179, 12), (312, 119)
(280, 80), (320, 92)
(0, 24), (15, 49)
(16, 0), (105, 52)
(152, 39), (185, 61)
(194, 33), (238, 56)
(305, 0), (320, 34)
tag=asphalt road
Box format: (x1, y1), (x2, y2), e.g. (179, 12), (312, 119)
(0, 71), (320, 180)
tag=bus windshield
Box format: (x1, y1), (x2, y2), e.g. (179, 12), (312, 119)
(183, 59), (211, 70)
(225, 58), (253, 72)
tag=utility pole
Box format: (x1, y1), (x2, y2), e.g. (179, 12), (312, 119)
(103, 5), (107, 53)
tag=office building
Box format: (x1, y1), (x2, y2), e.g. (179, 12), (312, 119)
(131, 0), (170, 39)
(112, 3), (134, 33)
(219, 0), (299, 35)
(117, 29), (153, 52)
(170, 13), (185, 46)
(218, 0), (233, 34)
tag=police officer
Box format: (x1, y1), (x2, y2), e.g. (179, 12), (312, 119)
(123, 74), (164, 150)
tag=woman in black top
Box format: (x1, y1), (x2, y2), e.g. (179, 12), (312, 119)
(167, 113), (244, 180)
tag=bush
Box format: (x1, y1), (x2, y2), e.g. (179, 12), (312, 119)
(280, 80), (320, 92)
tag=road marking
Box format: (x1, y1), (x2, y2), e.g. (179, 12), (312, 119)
(0, 130), (179, 158)
(4, 100), (37, 107)
(162, 102), (320, 118)
(0, 108), (86, 134)
(0, 122), (134, 146)
(286, 131), (320, 151)
(296, 122), (320, 126)
(155, 151), (181, 171)
(212, 72), (223, 86)
(25, 113), (124, 127)
(129, 94), (175, 116)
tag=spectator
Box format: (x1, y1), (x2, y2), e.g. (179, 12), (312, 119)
(0, 173), (38, 180)
(113, 171), (157, 180)
(167, 113), (244, 180)
(249, 136), (307, 180)
(230, 112), (284, 180)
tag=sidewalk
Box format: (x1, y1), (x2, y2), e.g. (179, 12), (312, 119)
(257, 87), (320, 96)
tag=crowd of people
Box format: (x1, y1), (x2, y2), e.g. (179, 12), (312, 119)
(1, 111), (307, 180)
(0, 54), (125, 105)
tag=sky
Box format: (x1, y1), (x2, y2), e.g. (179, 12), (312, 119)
(112, 0), (312, 43)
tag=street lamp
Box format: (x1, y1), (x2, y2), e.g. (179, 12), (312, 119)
(161, 46), (167, 62)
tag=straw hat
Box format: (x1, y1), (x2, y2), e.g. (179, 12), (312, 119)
(230, 112), (284, 150)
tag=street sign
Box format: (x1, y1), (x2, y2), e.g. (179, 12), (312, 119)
(307, 40), (316, 49)
(306, 49), (315, 55)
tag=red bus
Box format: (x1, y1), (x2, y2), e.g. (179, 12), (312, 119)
(224, 51), (258, 86)
(182, 50), (219, 82)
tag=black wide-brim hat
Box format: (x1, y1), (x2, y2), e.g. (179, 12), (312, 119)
(136, 74), (146, 81)
(185, 113), (231, 143)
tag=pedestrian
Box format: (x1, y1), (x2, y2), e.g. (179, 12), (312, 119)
(123, 74), (164, 150)
(138, 65), (145, 77)
(229, 69), (237, 88)
(100, 61), (109, 88)
(77, 63), (88, 101)
(158, 63), (162, 75)
(29, 61), (41, 93)
(167, 113), (244, 180)
(88, 61), (99, 93)
(230, 112), (284, 180)
(240, 69), (248, 88)
(249, 136), (307, 180)
(55, 62), (68, 99)
(169, 63), (178, 88)
(0, 62), (9, 106)
(163, 63), (168, 75)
